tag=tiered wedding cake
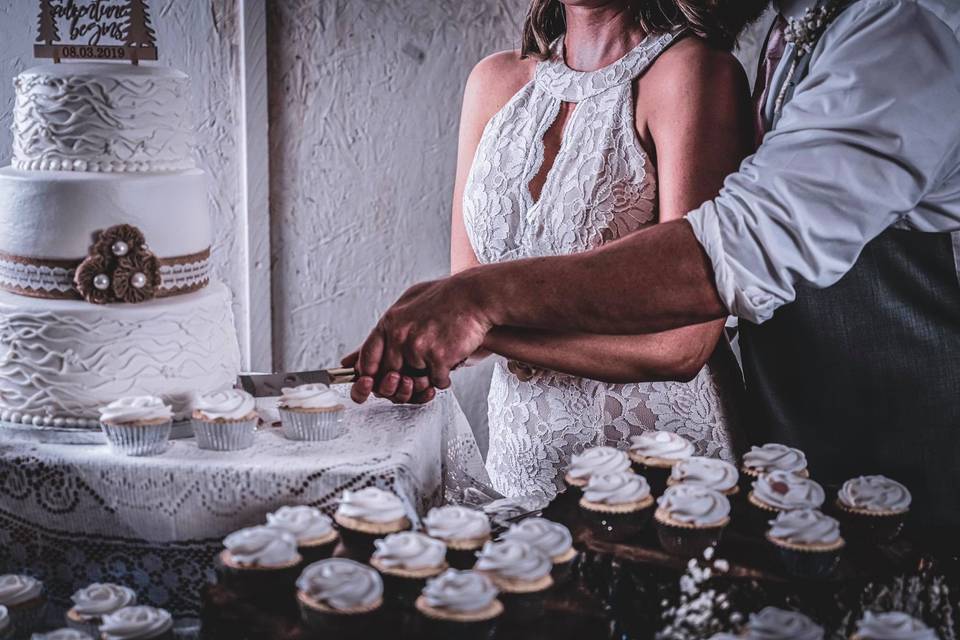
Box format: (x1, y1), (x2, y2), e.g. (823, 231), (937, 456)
(0, 62), (241, 429)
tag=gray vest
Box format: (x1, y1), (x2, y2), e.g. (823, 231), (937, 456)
(740, 9), (960, 528)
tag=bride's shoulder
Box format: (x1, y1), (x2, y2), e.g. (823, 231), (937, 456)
(466, 50), (537, 105)
(640, 36), (747, 98)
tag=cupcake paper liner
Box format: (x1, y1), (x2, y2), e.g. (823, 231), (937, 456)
(298, 592), (383, 639)
(192, 417), (257, 451)
(7, 597), (47, 638)
(414, 597), (502, 640)
(214, 551), (302, 606)
(769, 539), (842, 579)
(279, 407), (344, 441)
(654, 516), (727, 557)
(101, 420), (171, 456)
(834, 501), (907, 544)
(579, 503), (652, 543)
(65, 610), (102, 637)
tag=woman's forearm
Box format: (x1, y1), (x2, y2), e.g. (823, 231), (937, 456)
(482, 320), (725, 384)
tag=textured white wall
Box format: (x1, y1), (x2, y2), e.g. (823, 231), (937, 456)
(266, 0), (526, 450)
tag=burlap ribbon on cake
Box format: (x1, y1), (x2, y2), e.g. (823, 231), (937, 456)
(0, 224), (210, 303)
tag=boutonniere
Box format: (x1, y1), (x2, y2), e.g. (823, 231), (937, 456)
(784, 0), (845, 55)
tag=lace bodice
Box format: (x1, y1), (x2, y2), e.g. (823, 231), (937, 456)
(462, 31), (743, 503)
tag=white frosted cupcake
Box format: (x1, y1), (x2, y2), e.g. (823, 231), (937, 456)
(579, 471), (654, 542)
(99, 396), (173, 456)
(851, 611), (937, 640)
(278, 383), (345, 441)
(654, 484), (730, 557)
(740, 443), (809, 489)
(474, 540), (553, 623)
(835, 475), (911, 543)
(628, 431), (695, 493)
(415, 570), (503, 640)
(216, 525), (303, 597)
(32, 629), (94, 640)
(499, 517), (577, 585)
(98, 605), (173, 640)
(668, 457), (740, 496)
(65, 583), (136, 636)
(334, 487), (411, 560)
(191, 389), (258, 451)
(0, 574), (46, 636)
(767, 509), (844, 579)
(748, 470), (825, 531)
(266, 505), (339, 562)
(296, 559), (384, 637)
(423, 506), (491, 569)
(740, 607), (825, 640)
(563, 446), (630, 492)
(370, 532), (448, 607)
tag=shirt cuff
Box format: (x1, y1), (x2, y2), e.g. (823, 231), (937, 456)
(685, 203), (780, 325)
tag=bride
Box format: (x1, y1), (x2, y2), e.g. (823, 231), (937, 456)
(448, 0), (765, 501)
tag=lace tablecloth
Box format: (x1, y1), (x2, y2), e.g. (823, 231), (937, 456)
(0, 391), (491, 616)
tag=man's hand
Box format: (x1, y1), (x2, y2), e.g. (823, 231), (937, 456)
(349, 274), (493, 404)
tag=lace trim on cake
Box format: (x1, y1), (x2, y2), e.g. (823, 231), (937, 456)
(0, 248), (211, 300)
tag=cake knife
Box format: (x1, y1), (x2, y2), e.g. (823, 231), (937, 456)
(237, 368), (357, 397)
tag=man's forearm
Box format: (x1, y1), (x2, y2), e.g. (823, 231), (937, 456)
(461, 219), (727, 335)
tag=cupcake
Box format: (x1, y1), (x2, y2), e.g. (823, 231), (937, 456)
(654, 485), (730, 557)
(278, 383), (345, 441)
(191, 389), (258, 451)
(296, 559), (384, 639)
(98, 605), (173, 640)
(740, 443), (808, 491)
(423, 506), (491, 569)
(98, 396), (173, 456)
(266, 505), (339, 562)
(748, 470), (825, 531)
(668, 457), (740, 497)
(835, 475), (911, 543)
(579, 471), (654, 542)
(0, 574), (46, 636)
(563, 446), (630, 496)
(415, 570), (503, 640)
(766, 509), (844, 579)
(66, 583), (136, 636)
(850, 611), (937, 640)
(32, 629), (94, 640)
(627, 431), (694, 493)
(474, 540), (553, 623)
(741, 607), (825, 640)
(370, 532), (448, 607)
(499, 518), (578, 585)
(334, 487), (411, 560)
(216, 525), (302, 597)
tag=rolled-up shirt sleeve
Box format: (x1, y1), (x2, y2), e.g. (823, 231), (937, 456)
(686, 0), (960, 323)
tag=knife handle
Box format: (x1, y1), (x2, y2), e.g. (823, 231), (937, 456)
(327, 367), (357, 384)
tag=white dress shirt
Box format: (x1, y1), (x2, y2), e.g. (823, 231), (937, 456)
(686, 0), (960, 324)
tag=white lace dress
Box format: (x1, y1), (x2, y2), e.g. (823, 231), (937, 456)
(462, 31), (744, 502)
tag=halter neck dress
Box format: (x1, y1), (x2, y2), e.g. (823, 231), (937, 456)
(462, 31), (743, 502)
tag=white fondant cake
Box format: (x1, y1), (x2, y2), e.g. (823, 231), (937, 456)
(13, 64), (194, 173)
(0, 62), (240, 429)
(0, 168), (211, 259)
(0, 284), (240, 428)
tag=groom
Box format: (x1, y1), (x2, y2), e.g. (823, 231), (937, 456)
(351, 0), (960, 528)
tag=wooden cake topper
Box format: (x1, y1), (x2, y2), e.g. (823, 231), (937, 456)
(34, 0), (158, 65)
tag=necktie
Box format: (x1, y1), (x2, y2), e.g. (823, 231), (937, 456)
(752, 14), (788, 144)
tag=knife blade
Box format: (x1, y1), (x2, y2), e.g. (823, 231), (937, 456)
(237, 368), (357, 397)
